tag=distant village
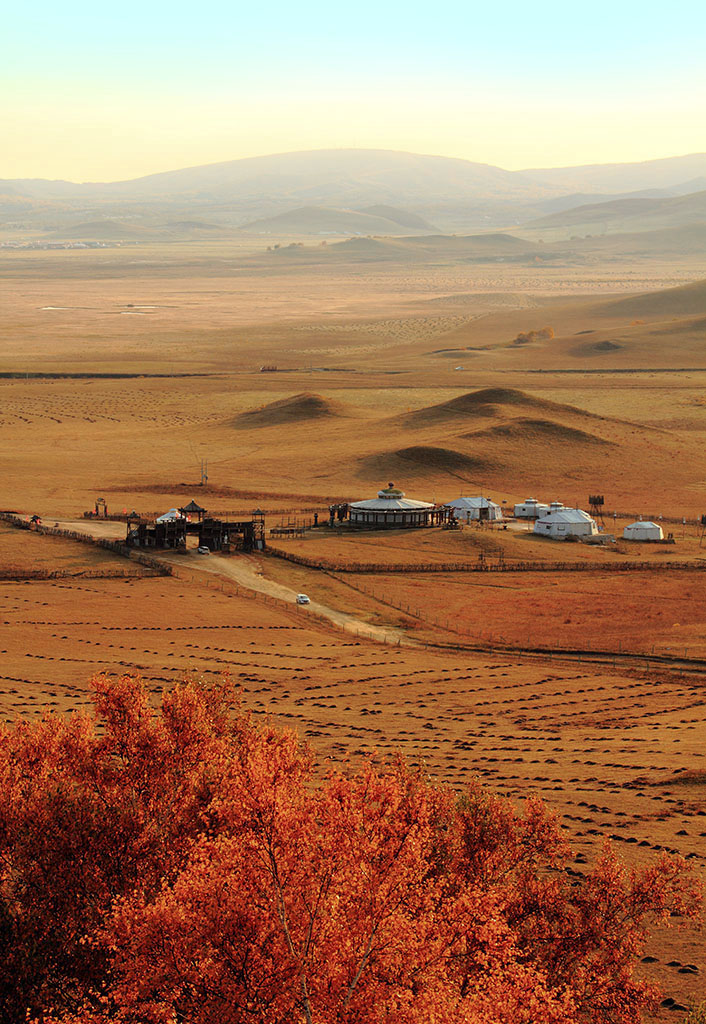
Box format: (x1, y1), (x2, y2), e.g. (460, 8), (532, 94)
(0, 240), (138, 250)
(98, 483), (675, 555)
(333, 484), (670, 543)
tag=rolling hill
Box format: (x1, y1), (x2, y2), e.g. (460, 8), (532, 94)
(523, 153), (706, 194)
(325, 232), (538, 260)
(564, 223), (706, 257)
(45, 220), (159, 240)
(526, 189), (706, 236)
(590, 278), (706, 319)
(398, 388), (606, 427)
(351, 386), (672, 492)
(234, 393), (348, 428)
(240, 205), (437, 236)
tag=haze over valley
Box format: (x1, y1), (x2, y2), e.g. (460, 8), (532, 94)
(4, 147), (706, 238)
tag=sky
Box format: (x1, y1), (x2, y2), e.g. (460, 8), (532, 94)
(2, 0), (705, 181)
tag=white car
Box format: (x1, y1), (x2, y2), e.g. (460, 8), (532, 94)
(196, 546), (210, 555)
(296, 593), (310, 605)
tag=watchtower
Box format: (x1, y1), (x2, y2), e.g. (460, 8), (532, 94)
(588, 494), (605, 526)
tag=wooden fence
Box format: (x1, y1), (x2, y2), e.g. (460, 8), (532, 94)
(332, 572), (706, 665)
(266, 544), (706, 575)
(3, 514), (705, 667)
(0, 567), (164, 581)
(0, 512), (172, 576)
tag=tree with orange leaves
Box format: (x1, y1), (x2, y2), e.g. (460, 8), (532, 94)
(0, 674), (700, 1024)
(0, 674), (237, 1022)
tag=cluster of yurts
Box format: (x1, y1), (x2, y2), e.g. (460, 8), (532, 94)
(347, 484), (664, 541)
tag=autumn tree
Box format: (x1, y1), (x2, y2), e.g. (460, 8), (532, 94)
(513, 326), (555, 345)
(0, 674), (239, 1021)
(0, 674), (700, 1024)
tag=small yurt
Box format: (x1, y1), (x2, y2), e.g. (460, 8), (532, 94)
(533, 508), (598, 539)
(623, 521), (664, 542)
(349, 483), (434, 529)
(514, 498), (550, 519)
(156, 508), (186, 523)
(445, 496), (503, 522)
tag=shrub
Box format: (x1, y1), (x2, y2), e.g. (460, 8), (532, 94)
(512, 326), (555, 345)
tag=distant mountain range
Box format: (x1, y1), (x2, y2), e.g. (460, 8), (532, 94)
(2, 148), (706, 237)
(523, 154), (706, 194)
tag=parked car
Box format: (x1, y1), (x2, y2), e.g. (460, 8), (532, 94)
(196, 546), (210, 555)
(296, 593), (310, 605)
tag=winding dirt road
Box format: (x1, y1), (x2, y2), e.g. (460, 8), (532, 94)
(57, 520), (410, 645)
(166, 551), (411, 645)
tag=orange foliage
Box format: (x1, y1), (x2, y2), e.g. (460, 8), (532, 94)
(0, 674), (700, 1024)
(514, 326), (555, 345)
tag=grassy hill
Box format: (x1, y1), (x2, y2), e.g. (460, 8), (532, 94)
(590, 278), (706, 319)
(240, 205), (437, 236)
(526, 190), (706, 237)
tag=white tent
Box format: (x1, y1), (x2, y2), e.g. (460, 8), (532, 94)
(514, 498), (550, 519)
(445, 496), (503, 522)
(156, 508), (186, 523)
(533, 508), (598, 539)
(623, 521), (664, 541)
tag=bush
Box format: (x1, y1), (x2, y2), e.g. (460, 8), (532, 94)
(513, 326), (555, 345)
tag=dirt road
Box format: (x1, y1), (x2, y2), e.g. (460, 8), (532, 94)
(57, 519), (410, 645)
(170, 552), (410, 645)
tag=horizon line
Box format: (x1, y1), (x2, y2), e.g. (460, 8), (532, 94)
(3, 146), (706, 187)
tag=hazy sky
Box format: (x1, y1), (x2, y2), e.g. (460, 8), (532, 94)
(3, 0), (705, 181)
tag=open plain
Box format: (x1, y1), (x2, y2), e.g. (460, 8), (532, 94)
(2, 234), (706, 1018)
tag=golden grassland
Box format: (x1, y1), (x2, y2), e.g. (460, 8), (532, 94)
(2, 240), (706, 1017)
(0, 521), (150, 576)
(343, 569), (706, 656)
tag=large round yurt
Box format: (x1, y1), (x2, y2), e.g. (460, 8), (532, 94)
(445, 496), (503, 522)
(349, 483), (434, 529)
(623, 520), (664, 541)
(533, 508), (598, 539)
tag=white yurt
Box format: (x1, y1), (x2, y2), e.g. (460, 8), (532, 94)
(445, 496), (503, 522)
(156, 508), (186, 523)
(623, 521), (664, 542)
(533, 508), (598, 539)
(349, 483), (434, 528)
(514, 498), (550, 519)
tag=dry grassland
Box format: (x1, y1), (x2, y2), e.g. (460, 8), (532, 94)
(2, 371), (706, 518)
(342, 569), (706, 657)
(0, 521), (149, 577)
(269, 519), (706, 567)
(2, 242), (706, 1017)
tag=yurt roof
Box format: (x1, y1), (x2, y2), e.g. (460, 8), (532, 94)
(350, 482), (433, 512)
(625, 521), (661, 530)
(350, 496), (434, 511)
(156, 508), (185, 523)
(540, 508), (595, 525)
(445, 496), (500, 510)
